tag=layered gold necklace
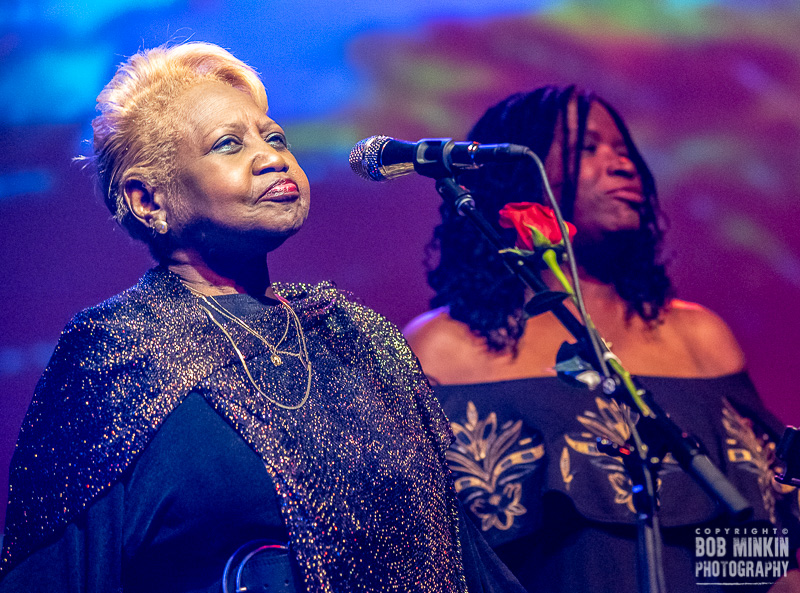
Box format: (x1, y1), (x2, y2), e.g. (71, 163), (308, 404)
(187, 287), (312, 410)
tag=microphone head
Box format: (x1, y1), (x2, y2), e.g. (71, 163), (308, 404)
(349, 135), (391, 181)
(349, 135), (527, 181)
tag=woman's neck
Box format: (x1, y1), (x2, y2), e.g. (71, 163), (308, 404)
(165, 248), (274, 298)
(536, 265), (629, 327)
(542, 265), (619, 303)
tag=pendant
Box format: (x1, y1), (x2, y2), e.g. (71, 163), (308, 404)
(271, 353), (283, 366)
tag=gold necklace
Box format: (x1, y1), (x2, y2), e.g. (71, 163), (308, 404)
(186, 286), (313, 410)
(201, 293), (292, 366)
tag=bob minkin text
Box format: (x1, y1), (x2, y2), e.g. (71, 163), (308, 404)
(694, 527), (791, 585)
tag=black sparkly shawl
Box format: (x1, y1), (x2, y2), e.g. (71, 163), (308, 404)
(1, 267), (466, 592)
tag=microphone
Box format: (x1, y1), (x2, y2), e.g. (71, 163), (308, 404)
(349, 135), (530, 182)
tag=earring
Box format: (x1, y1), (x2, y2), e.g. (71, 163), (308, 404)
(152, 219), (169, 235)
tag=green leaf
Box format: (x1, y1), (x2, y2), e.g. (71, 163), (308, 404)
(525, 223), (555, 247)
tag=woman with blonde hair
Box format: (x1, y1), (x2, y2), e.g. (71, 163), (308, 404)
(0, 43), (522, 593)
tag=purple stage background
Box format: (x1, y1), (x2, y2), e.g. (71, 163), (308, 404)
(1, 2), (799, 531)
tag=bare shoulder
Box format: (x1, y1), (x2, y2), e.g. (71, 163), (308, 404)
(665, 299), (747, 376)
(403, 308), (486, 383)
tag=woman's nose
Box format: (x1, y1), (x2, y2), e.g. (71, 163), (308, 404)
(607, 152), (637, 178)
(252, 145), (288, 174)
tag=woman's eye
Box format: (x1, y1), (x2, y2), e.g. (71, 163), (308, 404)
(265, 133), (289, 149)
(581, 143), (597, 154)
(211, 135), (241, 153)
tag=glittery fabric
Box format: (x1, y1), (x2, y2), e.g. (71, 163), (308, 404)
(1, 267), (466, 593)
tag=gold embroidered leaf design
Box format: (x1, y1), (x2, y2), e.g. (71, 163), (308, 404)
(722, 398), (797, 523)
(575, 396), (635, 446)
(564, 395), (673, 514)
(470, 482), (527, 531)
(608, 472), (636, 512)
(448, 401), (543, 531)
(565, 396), (638, 480)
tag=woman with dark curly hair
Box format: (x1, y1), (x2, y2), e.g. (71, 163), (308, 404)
(405, 86), (798, 592)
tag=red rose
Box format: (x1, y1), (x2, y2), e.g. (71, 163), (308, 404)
(498, 202), (577, 249)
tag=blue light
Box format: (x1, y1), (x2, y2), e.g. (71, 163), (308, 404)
(0, 348), (24, 377)
(0, 47), (112, 125)
(0, 169), (54, 200)
(3, 0), (181, 35)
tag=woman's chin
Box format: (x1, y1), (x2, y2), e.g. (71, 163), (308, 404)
(182, 220), (306, 258)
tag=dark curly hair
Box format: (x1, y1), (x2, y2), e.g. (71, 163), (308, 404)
(427, 85), (672, 352)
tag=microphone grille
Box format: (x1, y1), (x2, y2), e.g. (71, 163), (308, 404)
(349, 135), (390, 181)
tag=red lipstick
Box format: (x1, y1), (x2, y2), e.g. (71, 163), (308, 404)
(261, 179), (299, 202)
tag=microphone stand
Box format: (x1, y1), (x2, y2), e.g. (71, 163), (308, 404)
(433, 175), (753, 593)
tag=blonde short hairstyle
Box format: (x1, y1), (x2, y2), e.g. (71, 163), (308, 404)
(92, 42), (268, 244)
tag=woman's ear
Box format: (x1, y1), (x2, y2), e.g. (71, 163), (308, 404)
(122, 173), (168, 231)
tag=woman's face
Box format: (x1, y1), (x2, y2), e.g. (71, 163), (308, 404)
(544, 100), (643, 242)
(165, 80), (310, 255)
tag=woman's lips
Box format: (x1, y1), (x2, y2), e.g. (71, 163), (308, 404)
(260, 180), (299, 202)
(607, 188), (644, 203)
